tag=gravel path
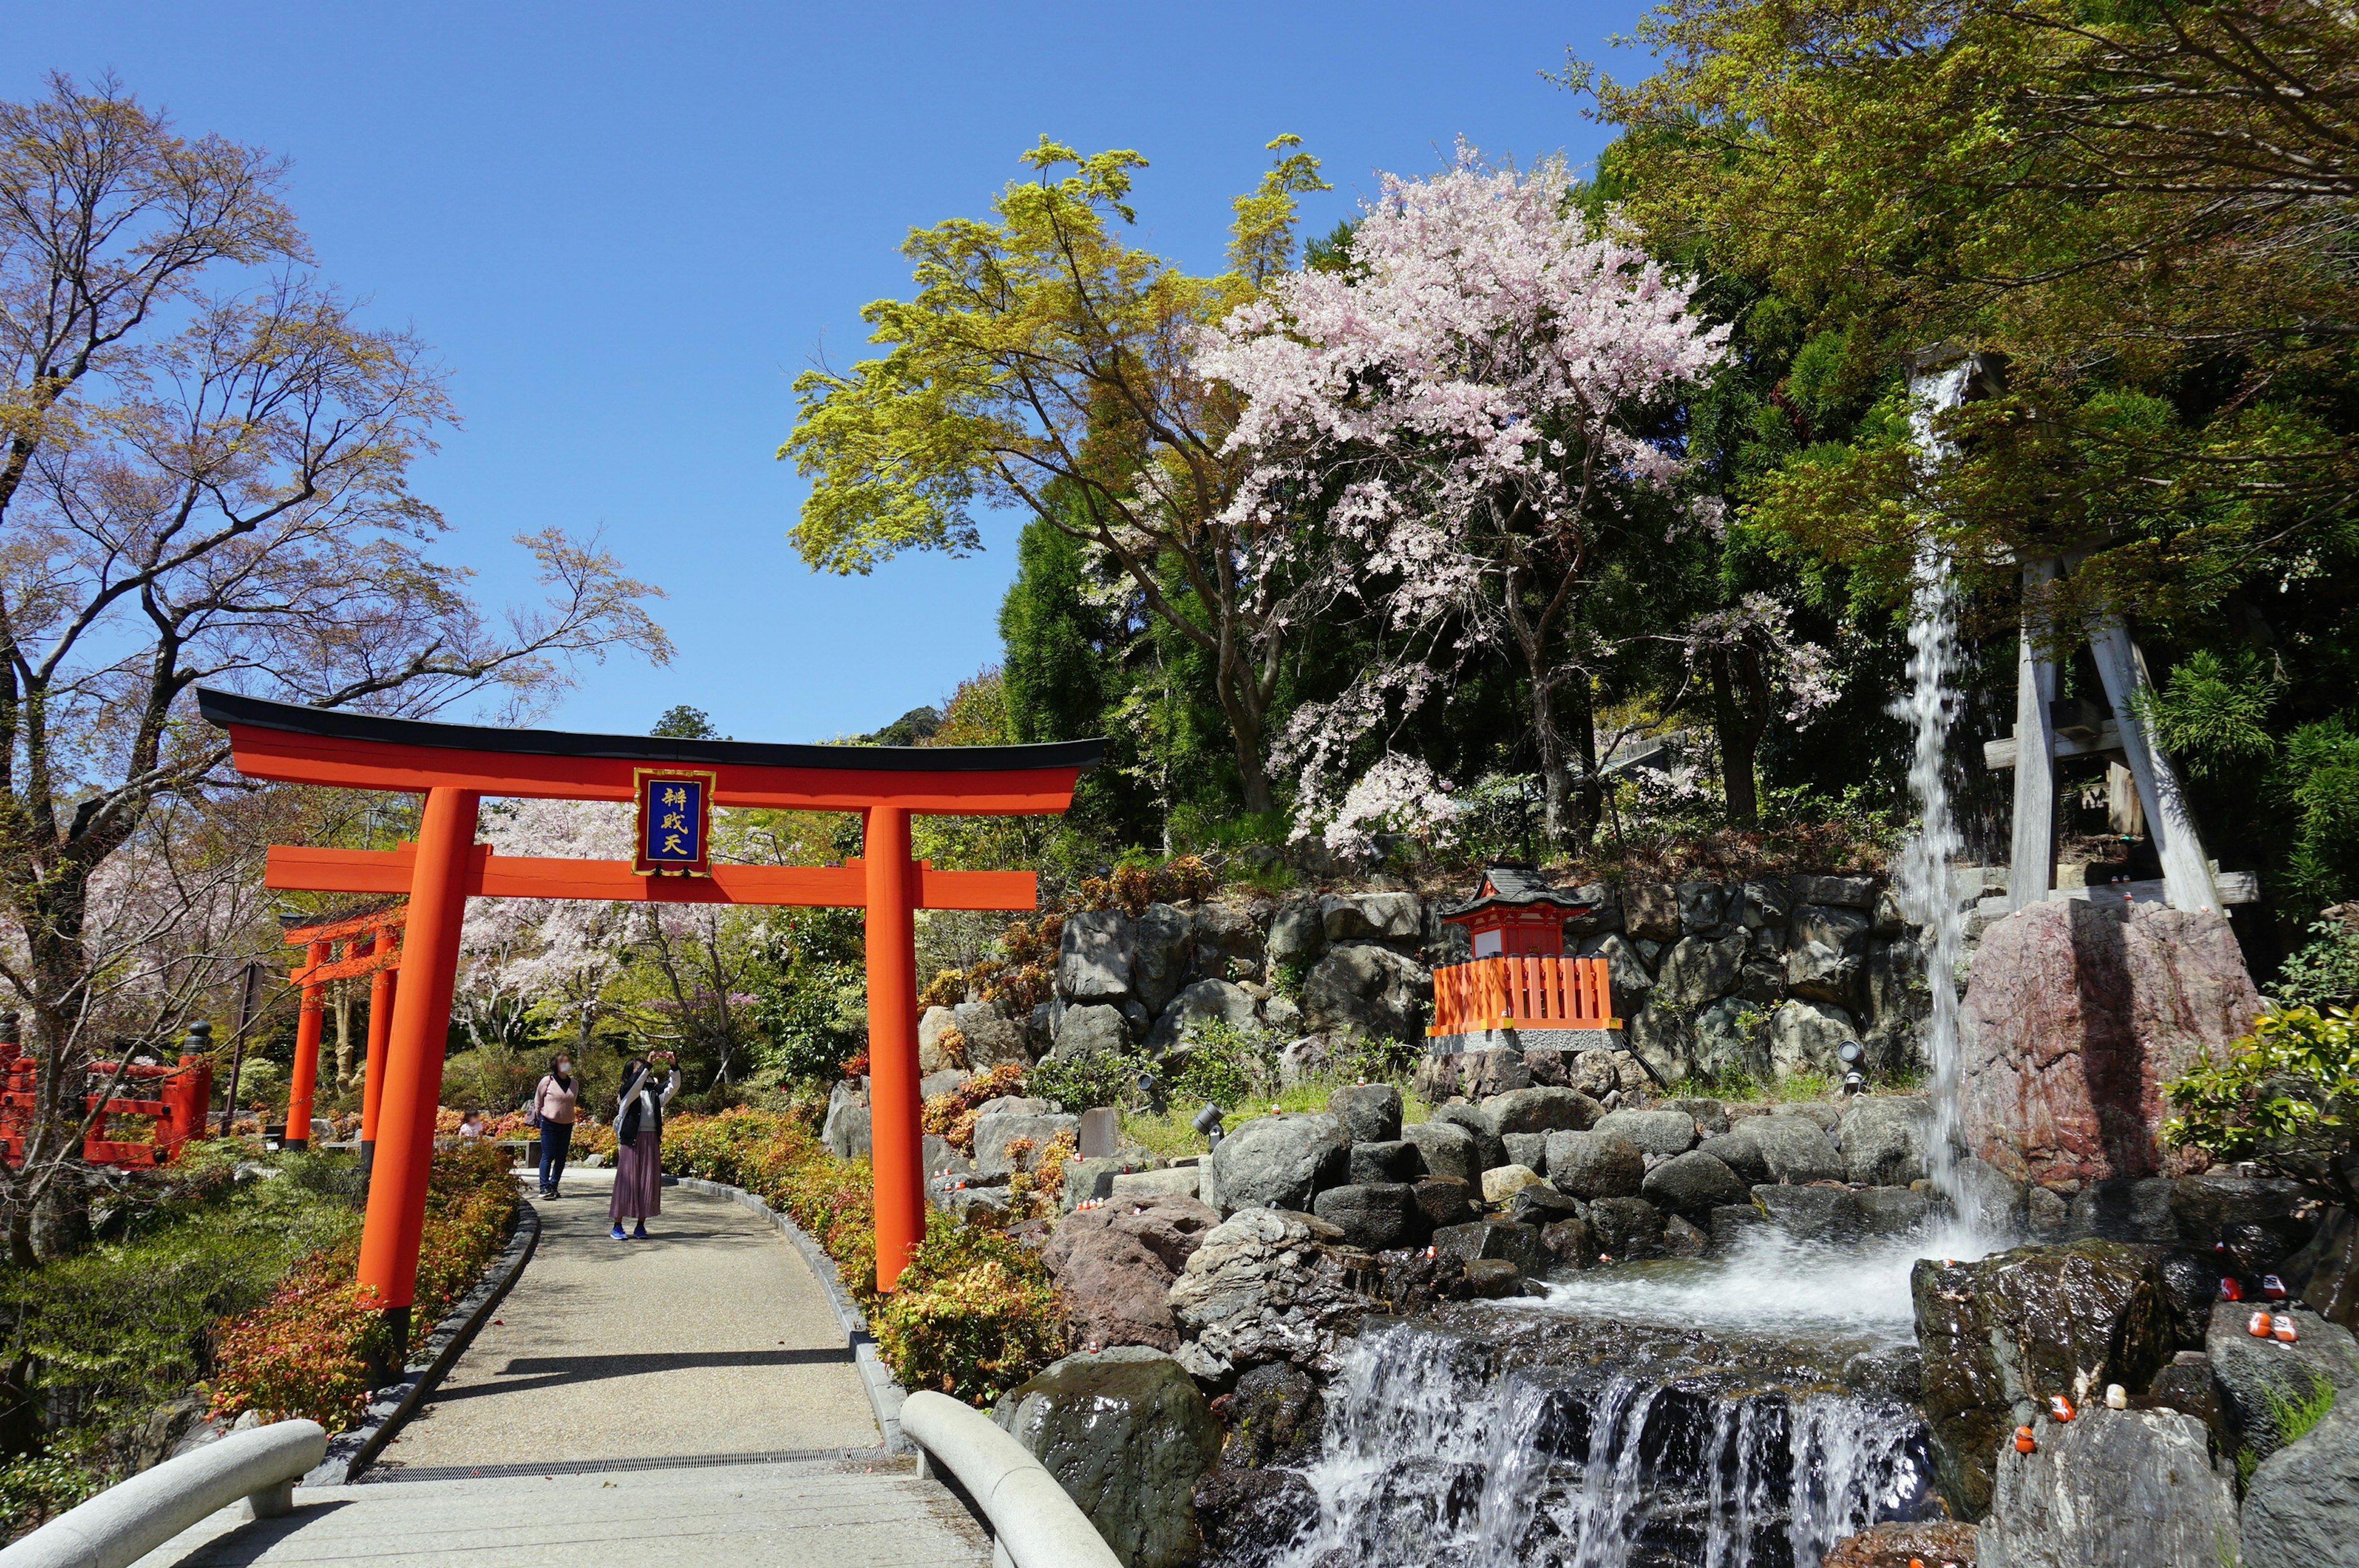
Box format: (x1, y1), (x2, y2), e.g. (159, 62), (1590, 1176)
(378, 1171), (882, 1467)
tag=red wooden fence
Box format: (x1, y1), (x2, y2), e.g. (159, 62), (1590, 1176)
(1428, 954), (1621, 1036)
(0, 1043), (214, 1168)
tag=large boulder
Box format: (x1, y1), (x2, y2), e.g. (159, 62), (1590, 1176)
(1192, 904), (1261, 981)
(1841, 1094), (1933, 1186)
(1327, 1082), (1403, 1144)
(1765, 997), (1861, 1077)
(1146, 978), (1260, 1055)
(821, 1080), (870, 1160)
(994, 1347), (1222, 1568)
(1707, 1112), (1842, 1185)
(1783, 940), (1863, 1011)
(1959, 900), (2261, 1185)
(1201, 1113), (1348, 1215)
(1399, 1120), (1477, 1184)
(1591, 1107), (1696, 1158)
(1266, 901), (1324, 967)
(1688, 997), (1755, 1080)
(2242, 1385), (2359, 1567)
(974, 1109), (1081, 1178)
(1043, 1193), (1222, 1351)
(1167, 1207), (1369, 1386)
(1639, 1149), (1745, 1217)
(1320, 891), (1422, 942)
(1479, 1086), (1603, 1139)
(1131, 903), (1195, 1016)
(1755, 1182), (1863, 1242)
(1791, 900), (1872, 953)
(952, 1000), (1029, 1068)
(1054, 1002), (1130, 1060)
(2204, 1300), (2359, 1467)
(1545, 1131), (1645, 1200)
(1310, 1182), (1422, 1252)
(1654, 930), (1748, 1008)
(1058, 909), (1136, 1002)
(1428, 1102), (1506, 1174)
(1912, 1240), (2179, 1519)
(918, 1005), (962, 1072)
(1592, 932), (1656, 1007)
(1622, 881), (1680, 940)
(1978, 1406), (2237, 1568)
(1301, 942), (1430, 1040)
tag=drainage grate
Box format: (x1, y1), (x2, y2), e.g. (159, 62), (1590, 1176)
(359, 1446), (900, 1483)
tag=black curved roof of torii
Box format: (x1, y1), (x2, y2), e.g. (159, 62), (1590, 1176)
(196, 688), (1106, 774)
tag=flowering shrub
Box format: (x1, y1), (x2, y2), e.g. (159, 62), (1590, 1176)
(867, 1222), (1065, 1406)
(209, 1142), (518, 1430)
(661, 1107), (882, 1301)
(919, 1063), (1027, 1154)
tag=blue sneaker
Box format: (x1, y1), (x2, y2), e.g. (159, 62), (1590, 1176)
(632, 1223), (649, 1239)
(610, 1224), (627, 1241)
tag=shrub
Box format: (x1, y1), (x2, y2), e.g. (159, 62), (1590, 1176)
(1169, 1018), (1277, 1109)
(2276, 916), (2359, 1011)
(2166, 1004), (2359, 1210)
(867, 1220), (1065, 1406)
(1026, 1049), (1148, 1112)
(919, 1063), (1027, 1153)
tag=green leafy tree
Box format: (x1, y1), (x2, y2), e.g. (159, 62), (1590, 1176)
(783, 136), (1332, 813)
(2167, 1005), (2359, 1211)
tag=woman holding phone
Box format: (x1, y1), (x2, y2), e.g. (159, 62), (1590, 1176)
(609, 1050), (679, 1241)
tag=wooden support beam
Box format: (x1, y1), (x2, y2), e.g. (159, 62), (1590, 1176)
(2084, 616), (2221, 911)
(1982, 720), (2127, 771)
(2008, 559), (2062, 911)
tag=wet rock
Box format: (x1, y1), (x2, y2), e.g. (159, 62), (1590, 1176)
(1431, 1219), (1543, 1276)
(1539, 1215), (1596, 1268)
(2241, 1386), (2359, 1567)
(1320, 891), (1422, 942)
(1956, 1155), (2029, 1235)
(1058, 909), (1136, 1002)
(1502, 1183), (1583, 1228)
(1766, 997), (1861, 1077)
(1193, 1464), (1317, 1568)
(2167, 1172), (2314, 1249)
(2025, 1185), (2068, 1239)
(1410, 1176), (1478, 1233)
(1979, 1406), (2235, 1568)
(1461, 1257), (1524, 1297)
(995, 1347), (1221, 1568)
(1753, 1182), (1861, 1241)
(2205, 1300), (2359, 1467)
(1656, 930), (1749, 1008)
(1346, 1139), (1424, 1185)
(1202, 1113), (1348, 1215)
(1043, 1193), (1221, 1351)
(1145, 978), (1260, 1054)
(1266, 902), (1326, 968)
(1821, 1521), (1979, 1568)
(1912, 1240), (2178, 1519)
(2147, 1249), (2223, 1349)
(1622, 881), (1680, 940)
(1661, 1214), (1709, 1255)
(1960, 900), (2259, 1185)
(1054, 1002), (1130, 1061)
(1639, 1150), (1745, 1217)
(1544, 1131), (1645, 1200)
(1587, 1196), (1665, 1260)
(1168, 1207), (1369, 1386)
(1708, 1201), (1766, 1249)
(1856, 1185), (1934, 1237)
(1312, 1182), (1422, 1252)
(1592, 1107), (1696, 1158)
(1844, 1344), (1927, 1403)
(1479, 1086), (1603, 1139)
(2065, 1176), (2178, 1242)
(2141, 1351), (2228, 1451)
(1400, 1120), (1478, 1184)
(1213, 1360), (1325, 1468)
(1841, 1094), (1932, 1187)
(1480, 1164), (1549, 1203)
(1730, 1112), (1844, 1185)
(974, 1109), (1080, 1178)
(1132, 903), (1195, 1016)
(1428, 1103), (1505, 1174)
(1302, 942), (1431, 1041)
(1328, 1082), (1404, 1144)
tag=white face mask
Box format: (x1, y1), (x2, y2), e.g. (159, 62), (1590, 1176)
(556, 1063), (571, 1075)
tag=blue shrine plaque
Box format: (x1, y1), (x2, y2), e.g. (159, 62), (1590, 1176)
(633, 768), (716, 875)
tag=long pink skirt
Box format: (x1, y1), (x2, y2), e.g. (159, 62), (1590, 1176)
(609, 1133), (663, 1221)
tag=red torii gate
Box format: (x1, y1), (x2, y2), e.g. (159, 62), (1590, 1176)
(199, 689), (1097, 1333)
(278, 903), (407, 1154)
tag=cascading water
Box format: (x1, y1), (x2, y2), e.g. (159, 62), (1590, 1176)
(1894, 356), (1975, 1214)
(1264, 1313), (1939, 1568)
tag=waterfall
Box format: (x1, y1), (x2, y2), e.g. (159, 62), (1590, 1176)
(1269, 1322), (1938, 1568)
(1895, 357), (1974, 1213)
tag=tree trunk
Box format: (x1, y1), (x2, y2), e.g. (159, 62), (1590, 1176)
(334, 988), (354, 1091)
(1570, 678), (1602, 849)
(1531, 671), (1574, 849)
(1708, 649), (1762, 827)
(1221, 688), (1277, 816)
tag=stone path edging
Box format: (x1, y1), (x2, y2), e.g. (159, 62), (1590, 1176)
(669, 1175), (911, 1452)
(303, 1199), (542, 1488)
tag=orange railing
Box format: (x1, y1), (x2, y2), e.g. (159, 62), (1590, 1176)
(1428, 954), (1621, 1037)
(0, 1043), (213, 1168)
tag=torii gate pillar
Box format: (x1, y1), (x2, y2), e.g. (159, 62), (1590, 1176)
(864, 806), (924, 1292)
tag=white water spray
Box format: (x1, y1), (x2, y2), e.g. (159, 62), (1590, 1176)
(1895, 356), (1974, 1213)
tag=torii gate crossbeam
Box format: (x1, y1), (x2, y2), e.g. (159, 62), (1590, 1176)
(200, 689), (1099, 1332)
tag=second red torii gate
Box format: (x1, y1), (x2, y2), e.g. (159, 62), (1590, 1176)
(200, 689), (1099, 1328)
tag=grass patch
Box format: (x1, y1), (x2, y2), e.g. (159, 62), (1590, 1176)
(2239, 1373), (2337, 1489)
(1121, 1066), (1436, 1157)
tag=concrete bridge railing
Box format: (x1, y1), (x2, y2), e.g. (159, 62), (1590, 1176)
(898, 1390), (1119, 1568)
(0, 1419), (326, 1568)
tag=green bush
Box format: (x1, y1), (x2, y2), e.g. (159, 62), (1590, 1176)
(1027, 1049), (1151, 1112)
(2166, 1004), (2359, 1211)
(2276, 918), (2359, 1011)
(867, 1220), (1065, 1406)
(1169, 1019), (1278, 1109)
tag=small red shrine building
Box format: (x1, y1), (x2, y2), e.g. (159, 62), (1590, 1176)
(1428, 865), (1619, 1036)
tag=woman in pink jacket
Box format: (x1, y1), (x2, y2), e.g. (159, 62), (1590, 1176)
(530, 1055), (580, 1199)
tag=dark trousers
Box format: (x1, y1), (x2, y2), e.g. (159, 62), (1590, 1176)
(538, 1120), (575, 1192)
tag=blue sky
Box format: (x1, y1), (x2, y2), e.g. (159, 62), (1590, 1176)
(10, 2), (1651, 742)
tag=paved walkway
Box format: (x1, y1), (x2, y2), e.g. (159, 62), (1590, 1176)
(136, 1171), (987, 1567)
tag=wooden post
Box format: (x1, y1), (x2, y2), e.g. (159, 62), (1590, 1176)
(2084, 617), (2220, 910)
(360, 940), (396, 1177)
(358, 788), (479, 1332)
(282, 940), (330, 1149)
(864, 805), (924, 1293)
(2007, 560), (2062, 910)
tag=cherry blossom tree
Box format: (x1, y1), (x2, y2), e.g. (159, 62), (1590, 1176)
(1195, 146), (1730, 846)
